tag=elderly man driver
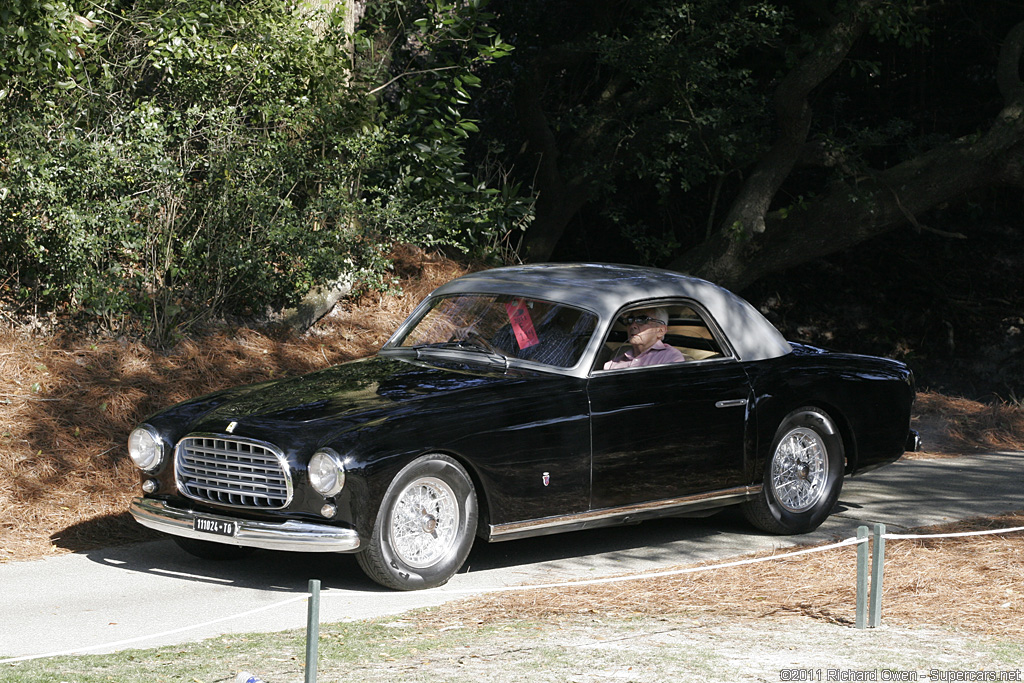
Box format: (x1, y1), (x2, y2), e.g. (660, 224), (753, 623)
(603, 307), (687, 369)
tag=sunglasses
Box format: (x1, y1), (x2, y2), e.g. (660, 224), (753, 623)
(620, 315), (666, 326)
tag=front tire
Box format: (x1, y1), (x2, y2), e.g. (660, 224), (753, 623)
(743, 407), (844, 535)
(357, 454), (478, 590)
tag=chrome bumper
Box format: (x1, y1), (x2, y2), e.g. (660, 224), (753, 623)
(130, 497), (361, 553)
(906, 429), (922, 453)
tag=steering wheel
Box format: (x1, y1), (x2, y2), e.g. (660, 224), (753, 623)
(448, 329), (502, 355)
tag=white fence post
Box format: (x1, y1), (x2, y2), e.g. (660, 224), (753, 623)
(870, 523), (886, 628)
(856, 526), (869, 629)
(305, 579), (321, 683)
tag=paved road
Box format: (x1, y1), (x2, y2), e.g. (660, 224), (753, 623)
(2, 452), (1022, 660)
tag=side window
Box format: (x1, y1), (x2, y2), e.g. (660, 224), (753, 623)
(664, 305), (725, 361)
(595, 303), (726, 371)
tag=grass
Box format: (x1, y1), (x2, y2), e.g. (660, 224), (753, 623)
(2, 512), (1022, 681)
(0, 620), (552, 682)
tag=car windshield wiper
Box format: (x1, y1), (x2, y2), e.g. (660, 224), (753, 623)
(411, 342), (510, 369)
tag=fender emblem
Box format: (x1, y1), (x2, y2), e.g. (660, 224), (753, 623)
(226, 421), (238, 433)
(542, 472), (550, 487)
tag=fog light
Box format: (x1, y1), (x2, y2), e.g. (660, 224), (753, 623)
(320, 504), (337, 519)
(142, 479), (159, 493)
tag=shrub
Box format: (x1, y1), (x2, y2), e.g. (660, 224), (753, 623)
(0, 0), (524, 341)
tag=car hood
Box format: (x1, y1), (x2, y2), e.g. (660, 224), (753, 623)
(187, 355), (526, 432)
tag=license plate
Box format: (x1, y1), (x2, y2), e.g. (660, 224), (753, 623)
(194, 516), (237, 537)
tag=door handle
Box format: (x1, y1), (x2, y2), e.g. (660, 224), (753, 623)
(715, 399), (748, 409)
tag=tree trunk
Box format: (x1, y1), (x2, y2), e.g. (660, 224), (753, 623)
(717, 0), (879, 241)
(511, 3), (648, 263)
(514, 65), (591, 262)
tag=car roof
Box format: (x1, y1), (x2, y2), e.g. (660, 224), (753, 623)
(430, 263), (792, 362)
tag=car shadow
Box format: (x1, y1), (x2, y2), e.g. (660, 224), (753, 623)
(460, 507), (753, 574)
(72, 506), (792, 594)
(79, 539), (386, 592)
(52, 510), (384, 592)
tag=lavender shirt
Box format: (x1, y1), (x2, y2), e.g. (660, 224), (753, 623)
(603, 341), (687, 370)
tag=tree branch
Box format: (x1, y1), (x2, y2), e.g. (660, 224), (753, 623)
(366, 65), (461, 96)
(669, 15), (1024, 291)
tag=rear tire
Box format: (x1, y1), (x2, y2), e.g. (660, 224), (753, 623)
(742, 407), (844, 535)
(357, 454), (477, 591)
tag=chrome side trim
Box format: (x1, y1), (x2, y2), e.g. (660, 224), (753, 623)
(488, 485), (761, 542)
(130, 497), (360, 553)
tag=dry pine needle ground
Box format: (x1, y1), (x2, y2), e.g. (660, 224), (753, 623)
(0, 248), (466, 560)
(2, 249), (1023, 641)
(415, 512), (1024, 640)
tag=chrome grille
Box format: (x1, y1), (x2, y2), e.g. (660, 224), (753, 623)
(175, 435), (292, 509)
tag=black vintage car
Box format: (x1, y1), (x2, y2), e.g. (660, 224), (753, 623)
(129, 263), (919, 590)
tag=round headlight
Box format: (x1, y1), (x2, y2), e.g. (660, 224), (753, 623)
(128, 425), (164, 472)
(309, 448), (346, 497)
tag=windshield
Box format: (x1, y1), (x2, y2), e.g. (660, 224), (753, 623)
(392, 294), (598, 369)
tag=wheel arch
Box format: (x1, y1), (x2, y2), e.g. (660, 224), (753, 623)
(340, 444), (483, 531)
(794, 401), (857, 475)
(427, 449), (492, 539)
(753, 398), (857, 480)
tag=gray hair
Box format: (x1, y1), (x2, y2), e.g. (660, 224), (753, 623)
(650, 307), (670, 325)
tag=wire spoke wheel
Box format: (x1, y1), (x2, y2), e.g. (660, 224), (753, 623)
(389, 476), (459, 568)
(770, 427), (829, 512)
(358, 454), (477, 590)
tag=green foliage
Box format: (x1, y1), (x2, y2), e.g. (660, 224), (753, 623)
(594, 1), (788, 258)
(354, 0), (525, 262)
(860, 0), (931, 48)
(0, 0), (523, 340)
(0, 0), (105, 100)
(483, 0), (791, 263)
(591, 1), (787, 196)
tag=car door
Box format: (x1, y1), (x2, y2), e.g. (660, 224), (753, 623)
(587, 303), (753, 510)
